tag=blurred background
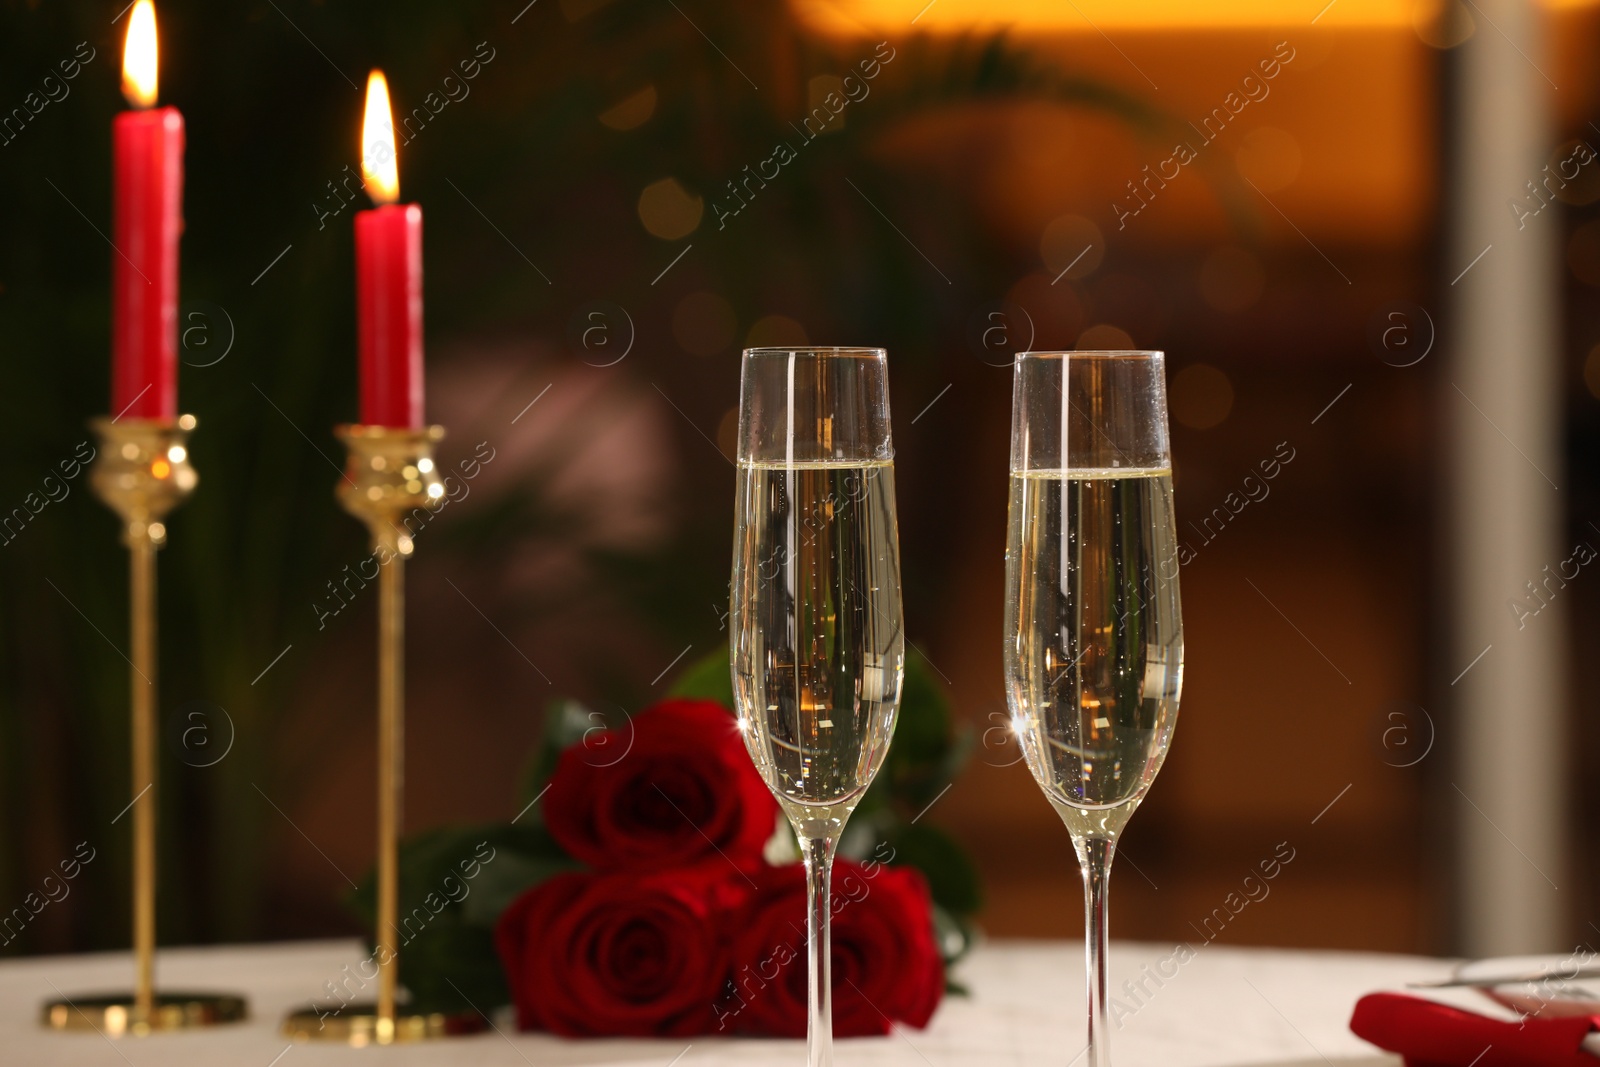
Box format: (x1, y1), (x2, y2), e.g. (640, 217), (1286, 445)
(1, 0), (1595, 961)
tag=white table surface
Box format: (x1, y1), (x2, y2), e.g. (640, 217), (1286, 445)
(0, 938), (1434, 1065)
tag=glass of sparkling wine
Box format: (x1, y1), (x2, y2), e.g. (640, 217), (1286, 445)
(731, 347), (905, 1067)
(1004, 351), (1183, 1067)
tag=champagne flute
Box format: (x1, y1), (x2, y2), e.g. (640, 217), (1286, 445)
(1004, 351), (1183, 1067)
(730, 347), (905, 1067)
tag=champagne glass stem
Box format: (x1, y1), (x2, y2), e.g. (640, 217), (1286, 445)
(801, 832), (838, 1067)
(1077, 834), (1115, 1067)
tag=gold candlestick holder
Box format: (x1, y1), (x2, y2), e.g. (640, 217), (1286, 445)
(42, 415), (249, 1035)
(281, 424), (457, 1045)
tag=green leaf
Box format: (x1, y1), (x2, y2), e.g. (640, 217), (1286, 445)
(668, 643), (735, 706)
(396, 923), (508, 1013)
(873, 648), (975, 817)
(516, 698), (602, 813)
(348, 822), (580, 1014)
(885, 821), (984, 917)
(931, 902), (978, 973)
(459, 838), (581, 927)
(898, 648), (953, 756)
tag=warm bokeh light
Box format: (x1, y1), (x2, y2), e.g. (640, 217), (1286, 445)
(362, 70), (399, 205)
(598, 86), (657, 131)
(798, 0), (1599, 32)
(121, 0), (159, 108)
(1040, 214), (1104, 279)
(745, 314), (809, 348)
(637, 177), (703, 239)
(1078, 323), (1135, 349)
(796, 0), (1411, 31)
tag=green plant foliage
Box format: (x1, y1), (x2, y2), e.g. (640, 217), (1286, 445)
(886, 820), (982, 915)
(348, 823), (578, 1013)
(668, 641), (736, 707)
(516, 698), (610, 817)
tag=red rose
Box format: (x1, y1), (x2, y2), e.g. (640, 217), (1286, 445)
(543, 698), (778, 871)
(718, 856), (944, 1037)
(495, 864), (749, 1036)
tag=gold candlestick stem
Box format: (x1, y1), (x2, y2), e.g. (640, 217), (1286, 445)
(42, 415), (248, 1035)
(282, 424), (457, 1046)
(376, 553), (403, 1024)
(130, 532), (156, 1021)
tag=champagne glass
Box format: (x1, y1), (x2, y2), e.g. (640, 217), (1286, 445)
(730, 347), (905, 1067)
(1004, 351), (1183, 1067)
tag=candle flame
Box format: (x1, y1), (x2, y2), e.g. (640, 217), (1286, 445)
(362, 70), (399, 206)
(122, 0), (159, 108)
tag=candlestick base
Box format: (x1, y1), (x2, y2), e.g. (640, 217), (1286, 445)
(41, 992), (248, 1035)
(280, 1003), (487, 1045)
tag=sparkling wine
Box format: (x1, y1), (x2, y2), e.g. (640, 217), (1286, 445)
(1005, 468), (1183, 831)
(731, 460), (904, 834)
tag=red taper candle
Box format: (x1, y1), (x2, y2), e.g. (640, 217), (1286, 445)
(355, 71), (423, 428)
(112, 0), (183, 421)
